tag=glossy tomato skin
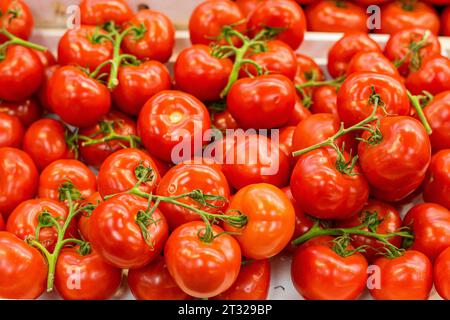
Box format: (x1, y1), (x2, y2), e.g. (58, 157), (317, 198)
(310, 86), (338, 116)
(37, 64), (59, 112)
(0, 232), (47, 299)
(174, 45), (233, 102)
(79, 0), (133, 25)
(212, 110), (238, 131)
(0, 98), (42, 127)
(0, 45), (43, 102)
(287, 96), (312, 126)
(138, 90), (211, 163)
(434, 247), (450, 300)
(248, 0), (306, 50)
(225, 183), (295, 260)
(90, 193), (168, 269)
(128, 256), (191, 300)
(32, 48), (56, 69)
(77, 191), (103, 242)
(423, 150), (450, 210)
(358, 116), (431, 203)
(97, 148), (160, 198)
(0, 0), (33, 42)
(346, 51), (401, 80)
(227, 74), (296, 129)
(291, 236), (368, 300)
(122, 9), (175, 63)
(213, 260), (271, 300)
(403, 203), (450, 262)
(0, 215), (4, 231)
(278, 126), (295, 166)
(423, 92), (450, 153)
(295, 53), (325, 82)
(0, 113), (24, 148)
(156, 163), (230, 230)
(370, 250), (433, 300)
(235, 0), (264, 17)
(406, 56), (450, 96)
(48, 66), (111, 127)
(0, 147), (38, 218)
(442, 6), (450, 37)
(55, 246), (123, 300)
(23, 119), (75, 171)
(164, 221), (241, 298)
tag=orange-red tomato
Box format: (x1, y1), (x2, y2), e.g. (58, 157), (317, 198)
(423, 150), (450, 210)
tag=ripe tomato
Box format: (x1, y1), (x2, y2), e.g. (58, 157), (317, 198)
(128, 256), (191, 300)
(434, 247), (450, 300)
(406, 55), (450, 95)
(174, 45), (233, 102)
(370, 250), (433, 300)
(227, 74), (296, 129)
(305, 0), (367, 33)
(423, 150), (450, 210)
(295, 53), (325, 82)
(48, 66), (111, 127)
(0, 98), (42, 127)
(235, 0), (264, 17)
(77, 191), (103, 242)
(122, 9), (175, 63)
(287, 96), (312, 126)
(346, 51), (402, 80)
(212, 110), (239, 131)
(137, 90), (211, 163)
(0, 232), (47, 299)
(327, 32), (381, 78)
(23, 118), (75, 171)
(278, 126), (295, 165)
(0, 147), (38, 217)
(291, 236), (368, 300)
(37, 64), (59, 112)
(248, 0), (306, 50)
(97, 148), (160, 198)
(354, 0), (389, 4)
(213, 260), (271, 300)
(32, 48), (56, 69)
(79, 0), (133, 25)
(403, 203), (450, 262)
(0, 0), (33, 42)
(0, 45), (43, 102)
(0, 214), (4, 231)
(310, 85), (338, 116)
(55, 246), (123, 300)
(441, 6), (450, 36)
(225, 183), (295, 259)
(164, 221), (241, 298)
(0, 113), (24, 148)
(90, 193), (168, 269)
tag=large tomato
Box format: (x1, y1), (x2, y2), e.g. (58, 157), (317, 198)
(0, 0), (33, 42)
(434, 247), (450, 300)
(406, 56), (450, 96)
(79, 0), (133, 26)
(423, 91), (450, 152)
(423, 150), (450, 210)
(0, 113), (24, 148)
(0, 98), (42, 127)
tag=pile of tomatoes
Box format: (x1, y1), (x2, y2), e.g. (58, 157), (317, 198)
(0, 0), (450, 301)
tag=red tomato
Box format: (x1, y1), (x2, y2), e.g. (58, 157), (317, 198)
(0, 215), (4, 231)
(0, 98), (42, 127)
(212, 110), (239, 131)
(295, 53), (325, 82)
(213, 260), (271, 300)
(346, 51), (402, 80)
(370, 250), (433, 300)
(423, 150), (450, 210)
(354, 0), (389, 4)
(235, 0), (264, 17)
(403, 203), (450, 262)
(128, 256), (191, 300)
(0, 45), (43, 102)
(32, 48), (56, 69)
(441, 6), (450, 36)
(79, 0), (133, 25)
(137, 90), (211, 163)
(97, 148), (160, 198)
(37, 64), (59, 112)
(278, 126), (296, 165)
(434, 247), (450, 300)
(225, 183), (295, 259)
(248, 0), (306, 50)
(0, 147), (38, 217)
(291, 236), (368, 300)
(164, 221), (241, 298)
(174, 45), (233, 102)
(122, 9), (175, 63)
(48, 66), (111, 127)
(310, 85), (338, 116)
(0, 232), (47, 299)
(0, 113), (24, 148)
(406, 55), (450, 95)
(305, 0), (367, 33)
(286, 96), (312, 126)
(77, 192), (103, 242)
(0, 0), (33, 42)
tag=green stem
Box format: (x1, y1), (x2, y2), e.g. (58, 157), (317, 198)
(295, 76), (345, 91)
(0, 27), (47, 54)
(407, 91), (432, 135)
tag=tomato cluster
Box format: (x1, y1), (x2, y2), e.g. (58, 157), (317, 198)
(0, 0), (450, 301)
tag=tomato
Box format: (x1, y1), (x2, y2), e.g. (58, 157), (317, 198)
(137, 90), (211, 163)
(0, 45), (43, 102)
(305, 0), (367, 33)
(370, 250), (433, 300)
(346, 51), (402, 80)
(0, 147), (38, 217)
(424, 0), (450, 4)
(442, 6), (450, 37)
(37, 64), (59, 112)
(78, 111), (138, 168)
(32, 48), (56, 69)
(337, 72), (410, 127)
(122, 9), (175, 63)
(327, 32), (381, 78)
(0, 98), (42, 127)
(354, 0), (389, 4)
(406, 55), (450, 96)
(213, 260), (271, 300)
(97, 148), (160, 198)
(79, 0), (133, 26)
(156, 163), (230, 230)
(403, 203), (450, 262)
(225, 183), (295, 259)
(384, 28), (441, 77)
(0, 0), (33, 42)
(291, 236), (368, 300)
(55, 246), (122, 300)
(235, 0), (264, 17)
(212, 110), (238, 131)
(128, 256), (191, 300)
(248, 0), (306, 50)
(0, 215), (4, 231)
(434, 247), (450, 300)
(0, 112), (24, 148)
(23, 118), (75, 171)
(38, 159), (97, 201)
(189, 0), (246, 46)
(295, 53), (325, 82)
(377, 1), (440, 35)
(227, 74), (296, 129)
(287, 96), (312, 126)
(48, 66), (111, 127)
(164, 221), (241, 298)
(423, 150), (450, 210)
(310, 85), (338, 116)
(6, 198), (77, 252)
(0, 232), (47, 299)
(336, 200), (403, 262)
(174, 45), (233, 102)
(278, 126), (295, 165)
(77, 191), (103, 242)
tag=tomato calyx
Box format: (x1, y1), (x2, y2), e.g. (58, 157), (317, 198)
(401, 0), (416, 12)
(394, 30), (431, 72)
(135, 198), (162, 247)
(332, 234), (367, 258)
(65, 128), (80, 159)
